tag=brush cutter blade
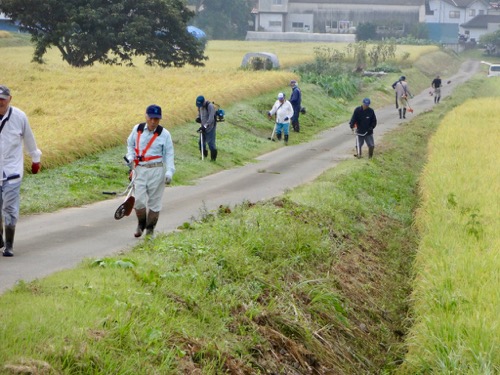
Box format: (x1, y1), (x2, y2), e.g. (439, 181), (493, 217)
(123, 196), (135, 216)
(114, 196), (135, 220)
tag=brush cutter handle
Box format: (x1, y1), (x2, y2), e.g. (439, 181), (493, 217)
(1, 174), (20, 182)
(102, 192), (117, 195)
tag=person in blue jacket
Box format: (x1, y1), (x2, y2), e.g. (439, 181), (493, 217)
(349, 98), (377, 159)
(289, 80), (302, 132)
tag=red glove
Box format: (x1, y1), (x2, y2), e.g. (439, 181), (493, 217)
(31, 162), (41, 174)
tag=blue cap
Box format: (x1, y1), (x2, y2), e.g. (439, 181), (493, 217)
(196, 95), (205, 108)
(362, 98), (371, 106)
(146, 104), (162, 119)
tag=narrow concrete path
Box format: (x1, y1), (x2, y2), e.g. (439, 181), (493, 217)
(0, 60), (480, 294)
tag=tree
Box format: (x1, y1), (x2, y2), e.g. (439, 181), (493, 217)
(356, 22), (377, 42)
(188, 0), (254, 40)
(0, 0), (208, 67)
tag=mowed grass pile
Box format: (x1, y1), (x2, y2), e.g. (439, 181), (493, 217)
(399, 78), (500, 374)
(2, 54), (495, 373)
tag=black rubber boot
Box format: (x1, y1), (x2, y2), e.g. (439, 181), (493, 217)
(202, 149), (208, 159)
(134, 208), (147, 238)
(276, 133), (282, 141)
(368, 146), (374, 159)
(3, 225), (15, 257)
(210, 149), (218, 162)
(399, 109), (402, 119)
(403, 108), (407, 119)
(145, 210), (159, 236)
(284, 134), (289, 145)
(292, 121), (300, 132)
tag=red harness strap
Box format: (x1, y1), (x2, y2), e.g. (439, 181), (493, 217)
(134, 128), (162, 166)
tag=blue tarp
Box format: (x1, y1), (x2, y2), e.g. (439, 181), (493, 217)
(187, 26), (206, 39)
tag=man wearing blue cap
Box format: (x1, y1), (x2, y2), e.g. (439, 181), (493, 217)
(195, 95), (218, 161)
(349, 98), (377, 159)
(126, 104), (175, 237)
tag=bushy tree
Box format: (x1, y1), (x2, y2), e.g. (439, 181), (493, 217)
(0, 0), (208, 67)
(356, 22), (377, 42)
(188, 0), (253, 39)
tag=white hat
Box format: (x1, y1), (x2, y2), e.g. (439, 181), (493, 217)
(277, 92), (285, 99)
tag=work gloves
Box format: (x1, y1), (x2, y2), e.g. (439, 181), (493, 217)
(284, 117), (289, 121)
(165, 175), (172, 185)
(31, 162), (40, 174)
(195, 116), (201, 123)
(197, 126), (206, 134)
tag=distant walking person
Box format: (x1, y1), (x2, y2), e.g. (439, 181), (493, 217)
(0, 85), (42, 257)
(392, 76), (404, 109)
(196, 95), (218, 161)
(349, 98), (377, 159)
(268, 92), (294, 145)
(289, 80), (302, 132)
(431, 75), (442, 104)
(394, 76), (412, 119)
(126, 104), (175, 238)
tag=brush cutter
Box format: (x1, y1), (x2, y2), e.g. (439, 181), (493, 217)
(406, 97), (414, 114)
(267, 112), (277, 141)
(200, 131), (205, 160)
(268, 122), (277, 141)
(103, 163), (136, 220)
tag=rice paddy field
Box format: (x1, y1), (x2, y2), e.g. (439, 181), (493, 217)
(0, 36), (438, 169)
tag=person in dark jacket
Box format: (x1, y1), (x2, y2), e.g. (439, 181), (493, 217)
(289, 80), (302, 132)
(431, 75), (442, 104)
(196, 95), (218, 161)
(349, 98), (377, 159)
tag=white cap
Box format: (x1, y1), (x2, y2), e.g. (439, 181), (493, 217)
(277, 92), (284, 99)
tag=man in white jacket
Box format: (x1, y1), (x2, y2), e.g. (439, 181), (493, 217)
(268, 92), (294, 145)
(0, 85), (42, 257)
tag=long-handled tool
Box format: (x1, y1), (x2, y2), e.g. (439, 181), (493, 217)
(268, 122), (277, 142)
(1, 174), (20, 182)
(103, 160), (136, 220)
(406, 97), (414, 114)
(200, 131), (205, 160)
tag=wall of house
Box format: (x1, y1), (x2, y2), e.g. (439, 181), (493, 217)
(426, 0), (488, 24)
(259, 13), (285, 32)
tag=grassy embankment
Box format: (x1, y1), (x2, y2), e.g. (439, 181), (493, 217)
(2, 35), (498, 372)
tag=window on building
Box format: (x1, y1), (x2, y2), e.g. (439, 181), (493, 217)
(449, 11), (460, 19)
(292, 22), (304, 29)
(469, 9), (476, 17)
(269, 21), (282, 27)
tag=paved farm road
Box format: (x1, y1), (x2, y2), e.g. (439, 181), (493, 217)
(0, 60), (480, 294)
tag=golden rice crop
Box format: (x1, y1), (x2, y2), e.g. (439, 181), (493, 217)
(403, 95), (500, 373)
(1, 40), (435, 168)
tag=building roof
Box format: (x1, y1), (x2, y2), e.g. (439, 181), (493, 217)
(461, 14), (500, 28)
(288, 0), (422, 5)
(441, 0), (489, 8)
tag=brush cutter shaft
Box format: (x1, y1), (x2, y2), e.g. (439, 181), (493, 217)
(0, 174), (20, 182)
